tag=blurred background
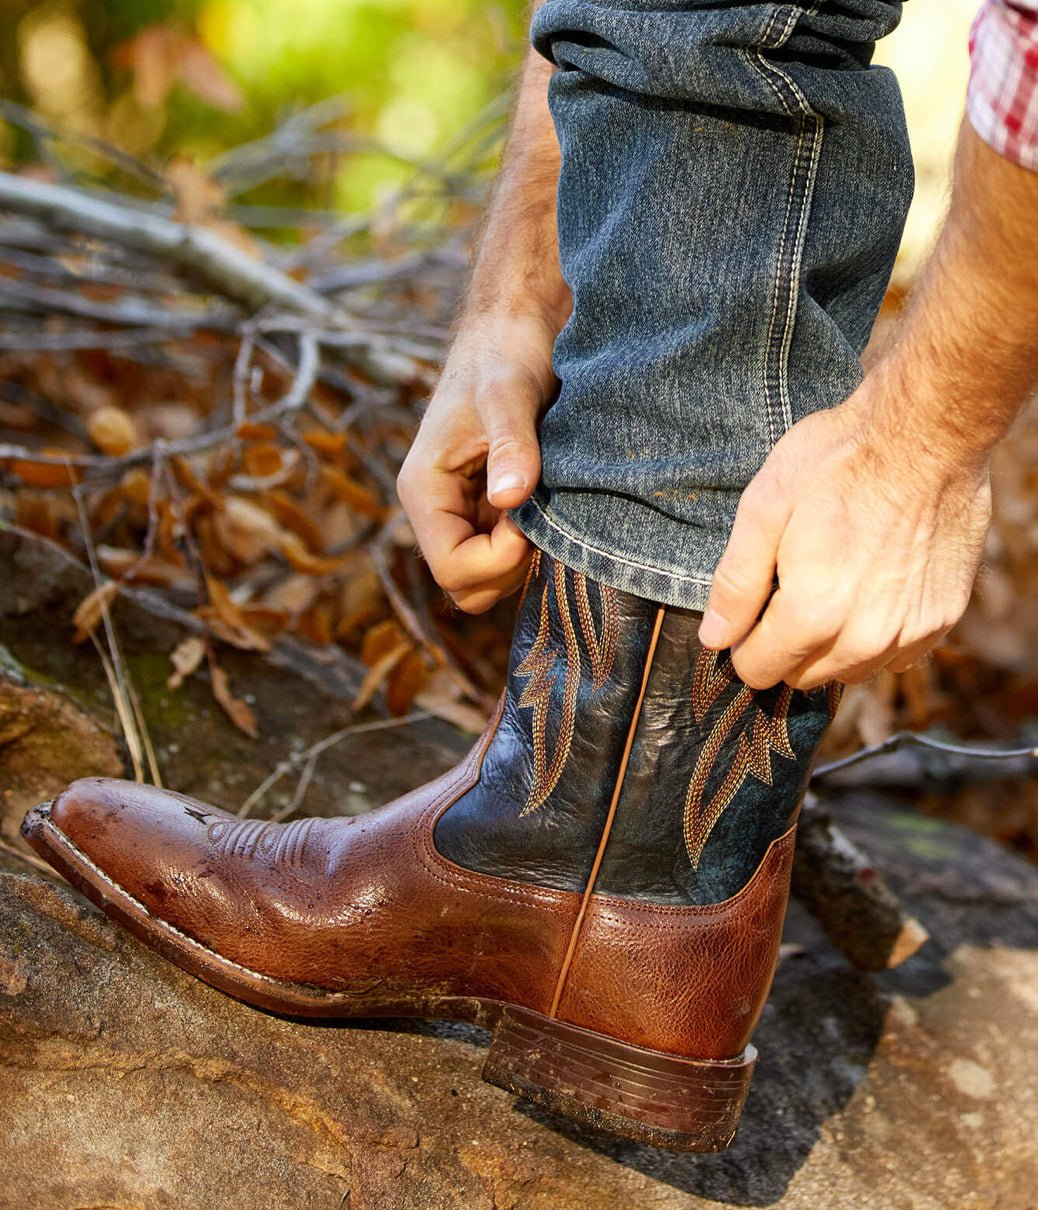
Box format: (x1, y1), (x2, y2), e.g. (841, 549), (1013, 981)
(2, 0), (1038, 860)
(0, 0), (979, 260)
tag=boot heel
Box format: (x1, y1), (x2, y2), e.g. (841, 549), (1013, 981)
(482, 1006), (756, 1152)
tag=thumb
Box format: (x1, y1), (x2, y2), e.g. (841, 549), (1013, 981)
(699, 484), (790, 650)
(481, 379), (543, 509)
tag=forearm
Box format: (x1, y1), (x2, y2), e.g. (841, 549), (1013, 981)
(866, 121), (1038, 472)
(463, 8), (569, 330)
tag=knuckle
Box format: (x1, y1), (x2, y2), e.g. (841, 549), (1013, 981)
(795, 594), (849, 640)
(488, 435), (535, 463)
(452, 589), (495, 615)
(791, 672), (826, 691)
(839, 666), (875, 686)
(711, 561), (758, 600)
(835, 622), (893, 667)
(395, 462), (415, 497)
(735, 484), (774, 525)
(731, 657), (778, 691)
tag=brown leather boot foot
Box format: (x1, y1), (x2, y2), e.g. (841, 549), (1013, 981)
(22, 550), (838, 1151)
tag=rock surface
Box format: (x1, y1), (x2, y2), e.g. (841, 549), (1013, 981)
(1, 526), (1037, 1208)
(2, 801), (1037, 1209)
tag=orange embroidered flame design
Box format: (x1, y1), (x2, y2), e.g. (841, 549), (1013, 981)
(683, 649), (796, 869)
(515, 557), (618, 816)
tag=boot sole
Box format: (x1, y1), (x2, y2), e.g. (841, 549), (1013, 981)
(22, 802), (754, 1152)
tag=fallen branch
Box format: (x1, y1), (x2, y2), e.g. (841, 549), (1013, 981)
(0, 171), (337, 319)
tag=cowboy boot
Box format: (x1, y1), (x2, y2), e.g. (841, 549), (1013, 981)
(22, 549), (837, 1152)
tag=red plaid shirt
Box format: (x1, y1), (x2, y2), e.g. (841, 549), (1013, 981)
(968, 0), (1038, 169)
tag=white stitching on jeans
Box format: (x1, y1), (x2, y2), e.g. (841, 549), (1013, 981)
(522, 495), (714, 588)
(742, 2), (824, 440)
(777, 116), (824, 430)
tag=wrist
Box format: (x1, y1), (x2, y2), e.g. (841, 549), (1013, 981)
(848, 357), (995, 487)
(445, 307), (560, 393)
(462, 258), (570, 334)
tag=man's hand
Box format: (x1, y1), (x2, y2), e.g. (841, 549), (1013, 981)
(700, 122), (1038, 688)
(397, 22), (566, 614)
(698, 380), (992, 689)
(397, 312), (557, 614)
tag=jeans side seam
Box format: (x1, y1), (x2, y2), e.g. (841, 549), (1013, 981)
(745, 2), (824, 440)
(777, 116), (824, 430)
(523, 496), (714, 587)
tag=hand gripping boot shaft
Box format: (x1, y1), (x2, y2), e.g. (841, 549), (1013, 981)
(22, 551), (837, 1151)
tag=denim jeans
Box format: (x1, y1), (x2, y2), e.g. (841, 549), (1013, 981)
(511, 0), (913, 610)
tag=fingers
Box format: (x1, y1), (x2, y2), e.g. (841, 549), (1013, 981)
(399, 456), (532, 610)
(397, 354), (548, 611)
(734, 589), (955, 691)
(479, 375), (544, 510)
(699, 478), (792, 650)
(729, 587), (840, 688)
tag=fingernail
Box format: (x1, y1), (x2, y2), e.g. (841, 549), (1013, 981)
(698, 608), (729, 649)
(489, 471), (526, 497)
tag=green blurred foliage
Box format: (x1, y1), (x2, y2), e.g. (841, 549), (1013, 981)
(0, 0), (528, 211)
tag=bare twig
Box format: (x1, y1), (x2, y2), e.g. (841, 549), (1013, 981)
(813, 730), (1038, 782)
(0, 277), (234, 331)
(237, 711), (433, 818)
(71, 481), (162, 788)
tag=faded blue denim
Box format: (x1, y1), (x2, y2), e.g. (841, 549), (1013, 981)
(511, 0), (914, 610)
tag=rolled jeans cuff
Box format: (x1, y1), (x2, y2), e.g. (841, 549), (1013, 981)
(512, 489), (721, 611)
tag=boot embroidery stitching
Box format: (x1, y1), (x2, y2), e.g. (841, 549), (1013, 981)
(514, 558), (618, 817)
(516, 558), (581, 816)
(684, 650), (796, 870)
(573, 570), (619, 692)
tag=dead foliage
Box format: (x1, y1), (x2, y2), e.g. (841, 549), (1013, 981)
(1, 104), (1037, 862)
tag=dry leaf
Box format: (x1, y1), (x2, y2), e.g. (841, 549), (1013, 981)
(386, 648), (430, 716)
(14, 493), (61, 541)
(236, 422), (279, 441)
(302, 430), (349, 457)
(260, 573), (321, 617)
(416, 671), (492, 734)
(361, 619), (407, 666)
(120, 467), (152, 509)
(297, 601), (335, 645)
(178, 41), (244, 113)
(168, 156), (225, 224)
(242, 444), (283, 478)
(167, 636), (206, 691)
(320, 465), (386, 519)
(97, 546), (190, 589)
(266, 490), (326, 553)
(72, 581), (119, 644)
(210, 661), (258, 738)
(200, 576), (270, 652)
(88, 405), (138, 456)
(113, 26), (243, 113)
(352, 640), (410, 714)
(169, 455), (221, 507)
(212, 496), (283, 565)
(279, 531), (347, 576)
(7, 453), (78, 488)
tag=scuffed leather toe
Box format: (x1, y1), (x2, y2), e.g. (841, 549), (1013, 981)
(29, 776), (258, 955)
(44, 776), (230, 887)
